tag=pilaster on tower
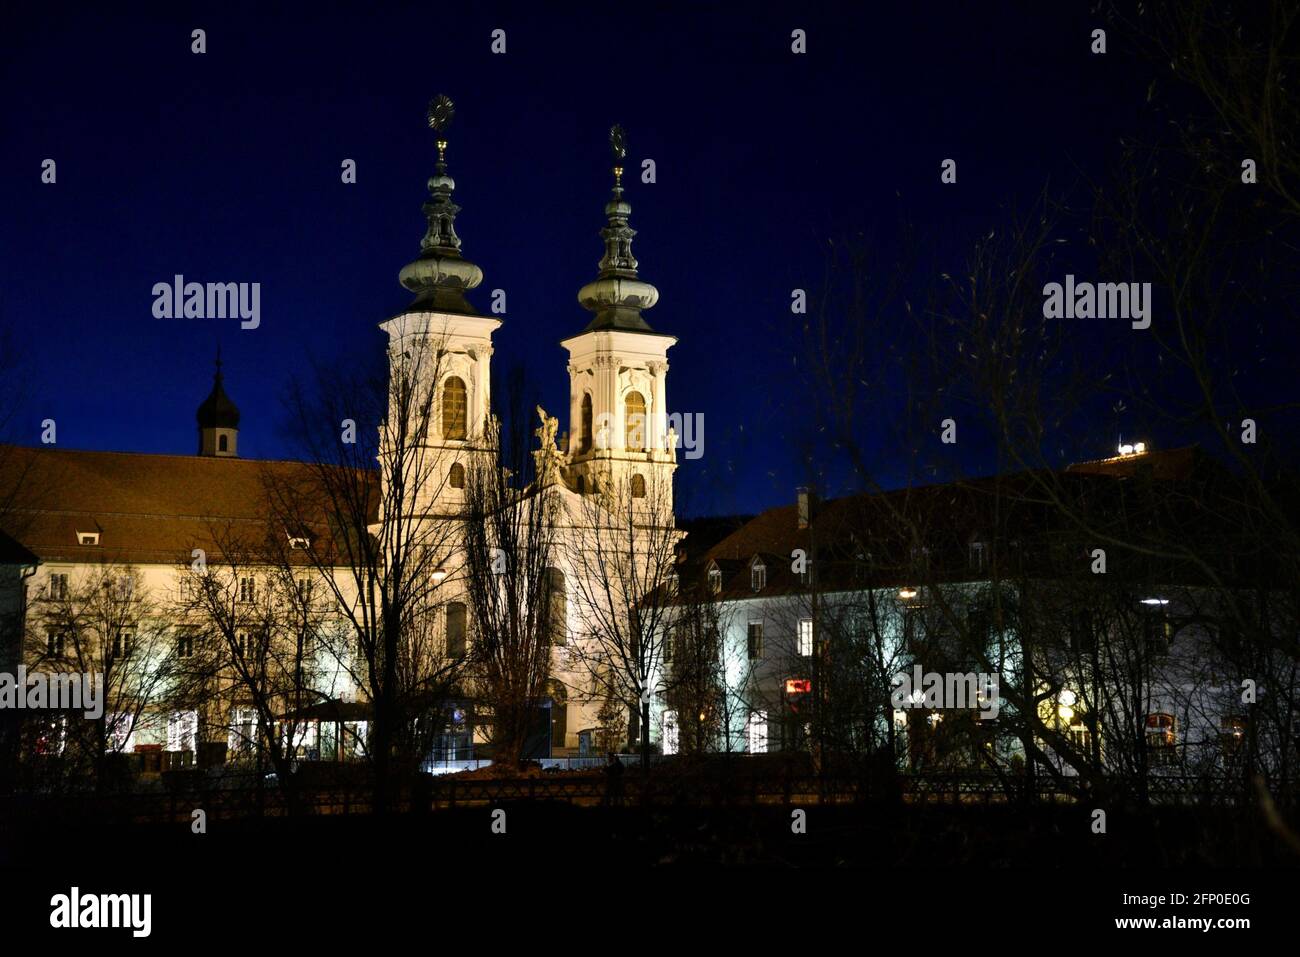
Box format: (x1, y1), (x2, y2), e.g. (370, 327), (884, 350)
(561, 125), (677, 508)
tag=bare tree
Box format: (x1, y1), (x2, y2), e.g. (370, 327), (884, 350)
(460, 400), (558, 769)
(569, 469), (681, 768)
(20, 563), (176, 793)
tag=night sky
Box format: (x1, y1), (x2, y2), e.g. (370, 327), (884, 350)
(3, 2), (1164, 516)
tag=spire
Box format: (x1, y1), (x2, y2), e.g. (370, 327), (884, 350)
(398, 95), (484, 315)
(197, 350), (240, 457)
(577, 124), (659, 333)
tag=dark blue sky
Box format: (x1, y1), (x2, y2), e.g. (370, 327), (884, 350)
(2, 2), (1152, 516)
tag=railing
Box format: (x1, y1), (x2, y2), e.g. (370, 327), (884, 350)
(0, 769), (1273, 827)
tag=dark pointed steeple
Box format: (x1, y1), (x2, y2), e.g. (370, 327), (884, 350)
(197, 349), (240, 457)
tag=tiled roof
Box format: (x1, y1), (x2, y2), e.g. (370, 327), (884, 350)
(0, 445), (373, 566)
(686, 447), (1255, 599)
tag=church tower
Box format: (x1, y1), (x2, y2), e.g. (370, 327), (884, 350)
(379, 96), (500, 517)
(197, 352), (239, 457)
(561, 126), (677, 506)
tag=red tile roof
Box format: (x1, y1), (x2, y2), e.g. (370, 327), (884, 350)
(0, 445), (372, 566)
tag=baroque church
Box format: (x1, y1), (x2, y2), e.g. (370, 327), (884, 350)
(0, 98), (682, 767)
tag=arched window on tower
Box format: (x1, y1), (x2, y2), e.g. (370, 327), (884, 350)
(547, 680), (568, 754)
(580, 393), (593, 453)
(545, 567), (567, 646)
(449, 462), (465, 488)
(625, 391), (646, 451)
(446, 602), (467, 659)
(218, 434), (228, 453)
(442, 376), (467, 440)
(631, 474), (646, 498)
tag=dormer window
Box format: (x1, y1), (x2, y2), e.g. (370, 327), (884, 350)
(707, 563), (722, 595)
(288, 536), (310, 550)
(968, 541), (987, 572)
(77, 531), (100, 546)
(751, 560), (766, 593)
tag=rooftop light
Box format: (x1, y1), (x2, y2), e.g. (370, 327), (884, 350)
(1140, 598), (1168, 606)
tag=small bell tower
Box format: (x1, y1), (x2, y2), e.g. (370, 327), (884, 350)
(197, 350), (240, 457)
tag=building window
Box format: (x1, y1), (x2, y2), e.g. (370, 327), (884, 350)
(46, 631), (65, 658)
(238, 577), (256, 603)
(580, 393), (593, 453)
(218, 434), (229, 452)
(1068, 723), (1092, 753)
(446, 602), (467, 659)
(78, 532), (100, 546)
(545, 567), (567, 646)
(167, 711), (198, 754)
(662, 710), (679, 756)
(107, 713), (136, 752)
(48, 573), (69, 600)
(630, 473), (646, 498)
(177, 630), (196, 659)
(1145, 713), (1176, 766)
(112, 629), (133, 659)
(708, 566), (722, 594)
(442, 376), (468, 440)
(968, 541), (987, 572)
(1143, 612), (1173, 658)
(449, 462), (465, 488)
(797, 618), (813, 657)
(1220, 715), (1247, 758)
(236, 630), (249, 658)
(624, 391), (646, 451)
(747, 621), (764, 660)
(751, 562), (766, 592)
(746, 711), (768, 754)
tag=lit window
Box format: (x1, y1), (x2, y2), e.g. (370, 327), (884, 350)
(662, 710), (679, 756)
(746, 711), (768, 754)
(167, 711), (198, 753)
(625, 391), (646, 451)
(107, 713), (136, 753)
(797, 618), (813, 657)
(442, 376), (468, 440)
(1145, 713), (1176, 766)
(78, 532), (100, 546)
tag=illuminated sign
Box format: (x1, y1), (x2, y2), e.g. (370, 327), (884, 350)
(785, 679), (811, 695)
